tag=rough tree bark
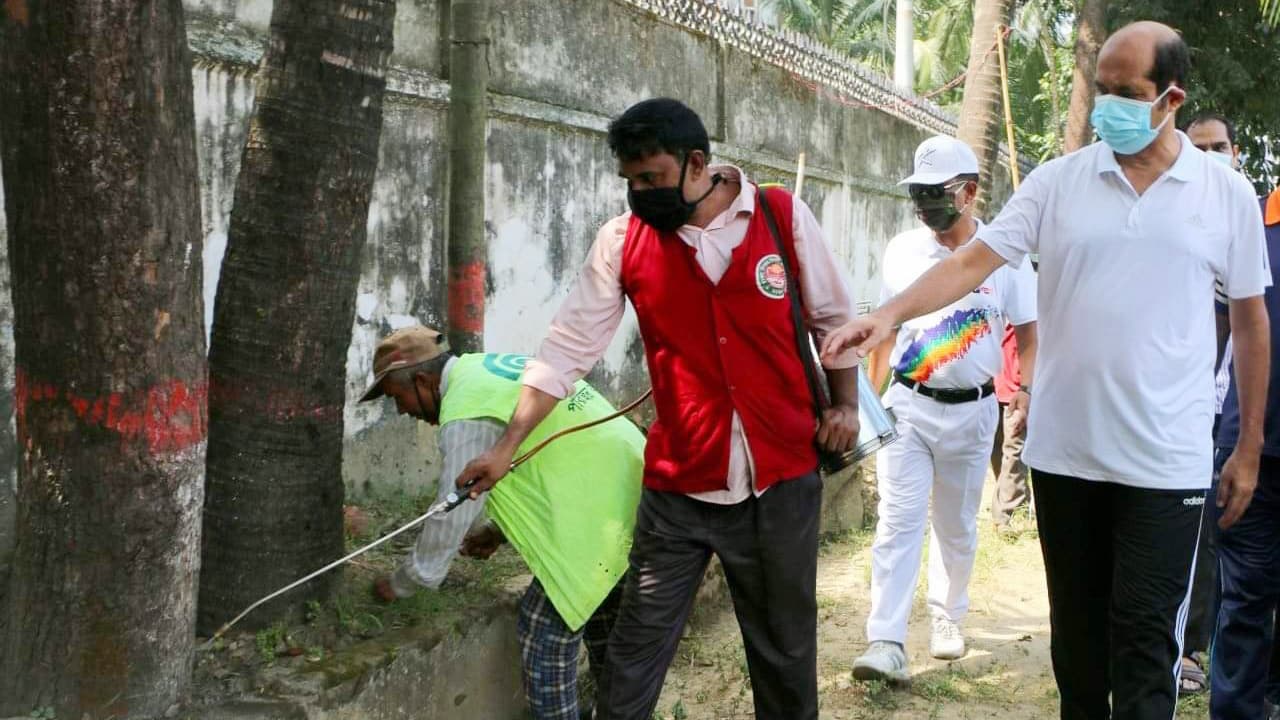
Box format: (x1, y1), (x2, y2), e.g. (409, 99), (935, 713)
(1064, 0), (1107, 152)
(198, 0), (395, 633)
(0, 0), (207, 716)
(956, 0), (1015, 214)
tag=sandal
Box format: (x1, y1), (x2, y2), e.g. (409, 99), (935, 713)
(1178, 655), (1207, 696)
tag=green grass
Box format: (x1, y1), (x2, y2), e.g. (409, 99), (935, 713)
(1177, 690), (1211, 719)
(861, 678), (902, 711)
(204, 487), (530, 672)
(255, 621), (288, 664)
(912, 670), (964, 702)
(819, 525), (876, 554)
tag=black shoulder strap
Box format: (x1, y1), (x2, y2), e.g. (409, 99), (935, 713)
(755, 186), (831, 417)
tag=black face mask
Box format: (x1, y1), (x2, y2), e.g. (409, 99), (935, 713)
(909, 181), (969, 233)
(627, 154), (721, 233)
(915, 200), (962, 232)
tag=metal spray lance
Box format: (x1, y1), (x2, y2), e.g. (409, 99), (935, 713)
(201, 388), (652, 649)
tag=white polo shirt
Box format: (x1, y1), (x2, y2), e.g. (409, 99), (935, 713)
(881, 223), (1037, 389)
(978, 133), (1270, 490)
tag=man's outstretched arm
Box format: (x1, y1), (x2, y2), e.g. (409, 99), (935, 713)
(820, 241), (1009, 362)
(454, 385), (560, 498)
(456, 219), (628, 497)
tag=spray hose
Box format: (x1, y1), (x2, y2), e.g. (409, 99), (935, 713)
(202, 387), (653, 649)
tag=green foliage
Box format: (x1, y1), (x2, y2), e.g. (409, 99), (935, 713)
(763, 0), (1280, 195)
(28, 708), (56, 720)
(912, 0), (975, 107)
(862, 678), (901, 709)
(765, 0), (1077, 165)
(1111, 0), (1280, 192)
(766, 0), (895, 58)
(255, 621), (288, 663)
(1009, 38), (1074, 162)
(1264, 0), (1280, 27)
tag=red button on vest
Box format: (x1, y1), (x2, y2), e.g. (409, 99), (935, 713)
(620, 185), (818, 494)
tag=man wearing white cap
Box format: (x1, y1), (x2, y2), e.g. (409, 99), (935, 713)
(852, 135), (1038, 682)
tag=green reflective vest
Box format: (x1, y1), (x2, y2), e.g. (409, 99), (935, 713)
(438, 353), (644, 630)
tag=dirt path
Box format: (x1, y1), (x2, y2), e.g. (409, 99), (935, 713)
(654, 480), (1212, 719)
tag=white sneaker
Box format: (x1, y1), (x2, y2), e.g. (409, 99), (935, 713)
(930, 614), (966, 660)
(852, 640), (909, 683)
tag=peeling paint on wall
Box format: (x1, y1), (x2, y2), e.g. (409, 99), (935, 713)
(193, 67), (256, 344)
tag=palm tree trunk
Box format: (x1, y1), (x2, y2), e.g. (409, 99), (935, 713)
(0, 0), (206, 714)
(956, 0), (1014, 214)
(198, 0), (395, 634)
(1064, 0), (1106, 152)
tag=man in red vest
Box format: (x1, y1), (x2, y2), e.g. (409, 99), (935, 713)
(455, 98), (862, 720)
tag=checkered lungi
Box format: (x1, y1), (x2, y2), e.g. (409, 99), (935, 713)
(518, 577), (622, 719)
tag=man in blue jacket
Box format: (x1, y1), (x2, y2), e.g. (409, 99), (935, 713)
(1213, 186), (1280, 720)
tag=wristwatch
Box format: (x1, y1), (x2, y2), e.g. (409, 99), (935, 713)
(1018, 385), (1032, 395)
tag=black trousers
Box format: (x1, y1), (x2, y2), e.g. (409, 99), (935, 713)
(1211, 456), (1280, 720)
(1031, 470), (1205, 720)
(597, 472), (822, 720)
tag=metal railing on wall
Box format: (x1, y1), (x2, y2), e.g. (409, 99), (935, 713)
(619, 0), (960, 137)
(621, 0), (1033, 177)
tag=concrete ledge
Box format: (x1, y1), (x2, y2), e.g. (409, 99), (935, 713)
(198, 466), (868, 720)
(198, 581), (527, 720)
(306, 609), (525, 719)
(821, 463), (871, 535)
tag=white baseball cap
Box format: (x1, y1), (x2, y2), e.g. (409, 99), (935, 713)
(899, 135), (980, 186)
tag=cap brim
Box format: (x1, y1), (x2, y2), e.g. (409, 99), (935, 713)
(898, 171), (959, 186)
(359, 371), (389, 402)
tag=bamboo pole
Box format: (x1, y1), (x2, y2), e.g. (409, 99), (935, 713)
(995, 25), (1020, 189)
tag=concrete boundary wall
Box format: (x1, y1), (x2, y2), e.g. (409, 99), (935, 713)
(0, 0), (1017, 565)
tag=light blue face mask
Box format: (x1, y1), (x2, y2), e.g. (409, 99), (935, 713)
(1090, 86), (1174, 155)
(1208, 151), (1235, 169)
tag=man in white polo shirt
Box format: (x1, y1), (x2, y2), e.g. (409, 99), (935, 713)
(853, 135), (1037, 683)
(821, 21), (1270, 720)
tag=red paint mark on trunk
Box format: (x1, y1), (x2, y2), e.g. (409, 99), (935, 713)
(15, 368), (208, 455)
(4, 0), (29, 27)
(448, 261), (486, 334)
(69, 394), (90, 419)
(14, 371), (28, 442)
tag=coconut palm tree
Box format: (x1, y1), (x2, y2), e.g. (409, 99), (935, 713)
(766, 0), (896, 60)
(1064, 0), (1106, 151)
(911, 0), (975, 104)
(769, 0), (1073, 170)
(1264, 0), (1280, 25)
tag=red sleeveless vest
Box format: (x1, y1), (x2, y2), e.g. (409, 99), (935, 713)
(620, 185), (818, 494)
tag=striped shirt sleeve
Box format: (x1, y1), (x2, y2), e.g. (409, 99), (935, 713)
(390, 418), (504, 596)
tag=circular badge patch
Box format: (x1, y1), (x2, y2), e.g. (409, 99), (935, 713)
(482, 353), (530, 381)
(755, 254), (787, 299)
